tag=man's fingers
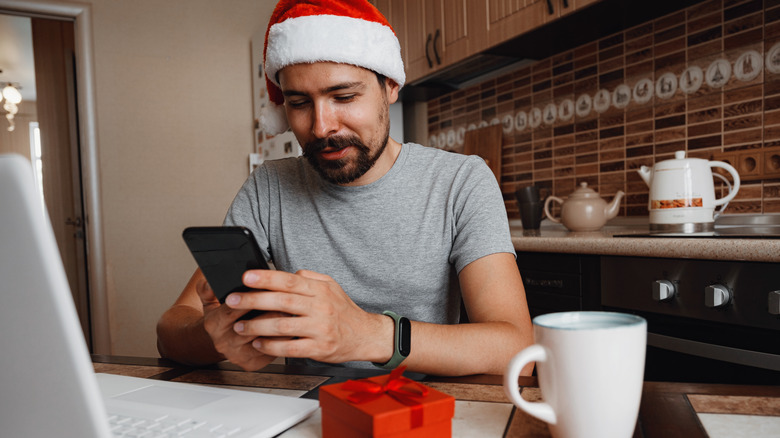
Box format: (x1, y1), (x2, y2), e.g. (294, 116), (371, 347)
(295, 269), (333, 281)
(227, 292), (315, 321)
(235, 314), (321, 339)
(242, 269), (327, 295)
(252, 336), (319, 359)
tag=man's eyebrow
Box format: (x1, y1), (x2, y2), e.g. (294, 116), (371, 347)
(282, 81), (366, 97)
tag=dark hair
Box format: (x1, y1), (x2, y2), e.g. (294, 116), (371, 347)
(375, 73), (387, 87)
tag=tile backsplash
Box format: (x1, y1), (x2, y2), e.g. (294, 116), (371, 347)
(425, 0), (780, 220)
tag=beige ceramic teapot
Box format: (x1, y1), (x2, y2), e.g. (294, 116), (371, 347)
(543, 182), (625, 231)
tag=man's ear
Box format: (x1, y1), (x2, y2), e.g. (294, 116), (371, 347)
(385, 78), (400, 105)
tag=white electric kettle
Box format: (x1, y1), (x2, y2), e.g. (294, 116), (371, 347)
(637, 150), (740, 232)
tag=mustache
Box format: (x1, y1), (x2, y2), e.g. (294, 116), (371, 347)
(303, 135), (368, 156)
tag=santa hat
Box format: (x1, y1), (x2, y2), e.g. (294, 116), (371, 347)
(261, 0), (406, 135)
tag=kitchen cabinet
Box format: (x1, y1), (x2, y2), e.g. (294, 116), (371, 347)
(375, 0), (602, 85)
(403, 0), (484, 84)
(485, 0), (601, 47)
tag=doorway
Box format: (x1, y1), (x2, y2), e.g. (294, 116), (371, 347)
(0, 0), (109, 354)
(0, 14), (91, 348)
(34, 16), (92, 348)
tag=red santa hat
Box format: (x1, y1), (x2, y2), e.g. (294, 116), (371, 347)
(261, 0), (406, 135)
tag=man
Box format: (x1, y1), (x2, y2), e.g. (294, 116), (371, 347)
(157, 0), (533, 376)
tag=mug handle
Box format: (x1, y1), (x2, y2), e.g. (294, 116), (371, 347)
(503, 344), (557, 424)
(543, 196), (563, 224)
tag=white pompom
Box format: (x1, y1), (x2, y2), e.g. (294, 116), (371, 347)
(259, 102), (289, 135)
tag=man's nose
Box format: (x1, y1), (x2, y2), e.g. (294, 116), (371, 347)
(312, 101), (338, 138)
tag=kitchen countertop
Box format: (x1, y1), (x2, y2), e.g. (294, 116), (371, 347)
(510, 217), (780, 263)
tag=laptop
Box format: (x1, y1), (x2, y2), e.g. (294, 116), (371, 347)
(0, 154), (318, 437)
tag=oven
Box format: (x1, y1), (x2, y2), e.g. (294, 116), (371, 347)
(601, 255), (780, 385)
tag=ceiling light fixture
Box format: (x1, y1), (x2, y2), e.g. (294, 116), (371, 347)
(0, 76), (23, 132)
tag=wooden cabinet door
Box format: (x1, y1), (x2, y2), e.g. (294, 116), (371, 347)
(486, 0), (553, 47)
(406, 0), (477, 83)
(558, 0), (600, 19)
(439, 0), (470, 65)
(405, 0), (436, 83)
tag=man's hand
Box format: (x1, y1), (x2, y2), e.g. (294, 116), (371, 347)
(193, 275), (278, 371)
(224, 269), (393, 365)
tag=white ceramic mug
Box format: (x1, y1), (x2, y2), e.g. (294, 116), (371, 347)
(504, 311), (647, 438)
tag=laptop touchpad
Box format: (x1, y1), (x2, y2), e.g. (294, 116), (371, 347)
(113, 384), (228, 410)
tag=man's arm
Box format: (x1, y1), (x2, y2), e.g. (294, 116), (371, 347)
(399, 252), (534, 376)
(156, 270), (222, 365)
(232, 252), (534, 376)
(156, 269), (277, 370)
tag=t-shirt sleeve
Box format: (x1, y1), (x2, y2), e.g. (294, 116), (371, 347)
(449, 156), (516, 273)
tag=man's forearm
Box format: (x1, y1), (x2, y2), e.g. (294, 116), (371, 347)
(400, 320), (533, 376)
(156, 305), (224, 366)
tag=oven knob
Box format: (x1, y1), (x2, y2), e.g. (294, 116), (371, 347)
(705, 284), (732, 308)
(653, 280), (676, 301)
(769, 291), (780, 316)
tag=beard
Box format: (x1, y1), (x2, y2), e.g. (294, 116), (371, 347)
(302, 130), (389, 185)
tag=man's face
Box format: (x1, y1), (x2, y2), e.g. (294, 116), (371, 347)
(278, 62), (399, 186)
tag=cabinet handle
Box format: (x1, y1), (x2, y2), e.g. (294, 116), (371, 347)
(425, 33), (433, 68)
(433, 28), (441, 65)
(546, 0), (554, 14)
(561, 0), (569, 8)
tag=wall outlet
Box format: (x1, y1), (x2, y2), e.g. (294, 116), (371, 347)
(765, 148), (780, 178)
(712, 146), (780, 181)
(736, 150), (763, 180)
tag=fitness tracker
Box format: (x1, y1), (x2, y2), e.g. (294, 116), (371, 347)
(372, 310), (411, 369)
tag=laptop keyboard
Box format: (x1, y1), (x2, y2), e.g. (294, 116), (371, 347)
(108, 412), (243, 437)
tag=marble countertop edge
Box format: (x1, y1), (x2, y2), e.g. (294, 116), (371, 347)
(509, 217), (780, 263)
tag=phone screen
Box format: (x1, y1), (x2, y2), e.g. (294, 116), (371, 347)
(182, 226), (269, 303)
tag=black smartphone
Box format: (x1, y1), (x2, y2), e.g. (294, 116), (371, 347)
(182, 226), (269, 319)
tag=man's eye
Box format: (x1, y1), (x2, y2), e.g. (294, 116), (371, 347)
(287, 100), (309, 108)
(335, 94), (356, 102)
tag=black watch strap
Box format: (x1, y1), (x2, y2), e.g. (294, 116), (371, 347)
(372, 310), (411, 369)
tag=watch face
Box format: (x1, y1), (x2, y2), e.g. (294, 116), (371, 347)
(399, 317), (412, 357)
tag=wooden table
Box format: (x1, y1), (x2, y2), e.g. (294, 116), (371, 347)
(92, 355), (780, 437)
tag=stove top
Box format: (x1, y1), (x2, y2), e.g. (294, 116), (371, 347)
(613, 214), (780, 238)
(614, 227), (780, 238)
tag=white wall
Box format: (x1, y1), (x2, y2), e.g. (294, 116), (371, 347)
(85, 0), (274, 356)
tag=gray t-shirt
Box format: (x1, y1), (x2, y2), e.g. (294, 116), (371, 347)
(223, 142), (515, 367)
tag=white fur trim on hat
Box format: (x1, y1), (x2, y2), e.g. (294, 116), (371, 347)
(265, 14), (406, 88)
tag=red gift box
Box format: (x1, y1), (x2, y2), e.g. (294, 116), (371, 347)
(319, 367), (455, 438)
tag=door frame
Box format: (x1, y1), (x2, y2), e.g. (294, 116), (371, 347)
(0, 0), (110, 354)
